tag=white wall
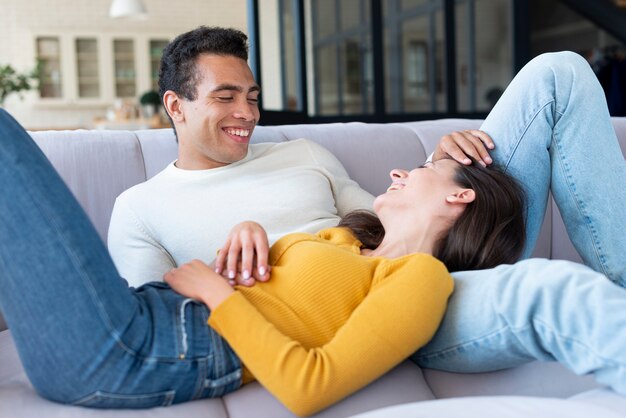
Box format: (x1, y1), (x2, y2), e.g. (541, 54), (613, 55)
(0, 0), (248, 129)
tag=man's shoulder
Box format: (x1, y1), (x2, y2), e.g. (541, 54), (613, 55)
(115, 163), (176, 204)
(252, 138), (332, 162)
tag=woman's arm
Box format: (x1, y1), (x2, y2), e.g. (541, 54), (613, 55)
(208, 255), (453, 417)
(164, 260), (234, 309)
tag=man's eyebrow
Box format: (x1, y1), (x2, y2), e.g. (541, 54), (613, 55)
(211, 84), (261, 94)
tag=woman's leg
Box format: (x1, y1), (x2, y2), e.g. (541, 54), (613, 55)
(414, 259), (626, 395)
(482, 51), (626, 286)
(0, 109), (240, 407)
(414, 53), (626, 388)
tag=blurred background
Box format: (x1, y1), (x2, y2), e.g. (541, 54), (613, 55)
(0, 0), (624, 130)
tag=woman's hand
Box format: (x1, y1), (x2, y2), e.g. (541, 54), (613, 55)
(164, 260), (234, 310)
(433, 130), (495, 167)
(214, 221), (271, 287)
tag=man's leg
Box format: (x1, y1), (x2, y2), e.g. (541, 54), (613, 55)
(483, 51), (625, 285)
(0, 109), (240, 406)
(413, 259), (626, 395)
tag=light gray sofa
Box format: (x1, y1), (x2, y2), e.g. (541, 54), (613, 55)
(1, 118), (625, 418)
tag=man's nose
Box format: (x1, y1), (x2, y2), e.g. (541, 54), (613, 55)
(233, 101), (257, 122)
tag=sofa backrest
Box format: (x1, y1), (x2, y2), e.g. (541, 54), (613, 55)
(0, 118), (618, 334)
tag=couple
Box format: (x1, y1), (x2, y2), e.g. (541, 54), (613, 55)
(0, 26), (625, 416)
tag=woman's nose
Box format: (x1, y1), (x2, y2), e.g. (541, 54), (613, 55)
(389, 168), (409, 180)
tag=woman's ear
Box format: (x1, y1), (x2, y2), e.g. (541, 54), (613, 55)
(163, 90), (184, 123)
(446, 189), (476, 204)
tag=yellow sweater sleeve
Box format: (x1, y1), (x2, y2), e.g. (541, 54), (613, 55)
(208, 255), (453, 417)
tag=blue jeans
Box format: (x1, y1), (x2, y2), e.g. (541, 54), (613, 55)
(413, 52), (626, 394)
(0, 109), (242, 407)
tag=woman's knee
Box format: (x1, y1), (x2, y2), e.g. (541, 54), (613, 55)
(526, 51), (592, 81)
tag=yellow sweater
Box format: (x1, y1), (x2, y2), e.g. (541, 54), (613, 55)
(208, 227), (453, 416)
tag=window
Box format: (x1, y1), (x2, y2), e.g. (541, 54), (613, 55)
(36, 37), (62, 98)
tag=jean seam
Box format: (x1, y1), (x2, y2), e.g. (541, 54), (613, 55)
(531, 317), (624, 370)
(414, 325), (513, 361)
(417, 316), (625, 374)
(552, 122), (610, 280)
(502, 100), (555, 173)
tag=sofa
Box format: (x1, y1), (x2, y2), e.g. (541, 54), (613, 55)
(1, 118), (626, 418)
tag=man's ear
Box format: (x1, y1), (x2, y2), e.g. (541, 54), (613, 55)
(163, 90), (185, 123)
(446, 189), (476, 204)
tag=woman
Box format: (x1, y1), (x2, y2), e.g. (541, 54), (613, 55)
(0, 109), (524, 416)
(164, 158), (526, 415)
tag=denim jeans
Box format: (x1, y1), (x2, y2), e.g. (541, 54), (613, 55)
(0, 109), (241, 407)
(413, 52), (626, 395)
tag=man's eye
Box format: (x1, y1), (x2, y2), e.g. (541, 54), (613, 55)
(248, 98), (259, 104)
(217, 96), (233, 101)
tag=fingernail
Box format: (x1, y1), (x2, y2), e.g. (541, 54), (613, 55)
(258, 266), (266, 275)
(243, 270), (250, 279)
(229, 280), (236, 286)
(485, 156), (493, 163)
(464, 158), (471, 165)
(228, 270), (235, 279)
(215, 267), (221, 274)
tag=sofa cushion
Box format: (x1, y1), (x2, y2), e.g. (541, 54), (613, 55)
(133, 129), (179, 180)
(347, 394), (625, 418)
(422, 361), (599, 399)
(29, 130), (147, 244)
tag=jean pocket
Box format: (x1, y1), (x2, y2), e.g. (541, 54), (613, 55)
(72, 389), (176, 409)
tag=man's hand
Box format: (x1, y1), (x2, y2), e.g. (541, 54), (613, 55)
(164, 260), (234, 310)
(214, 221), (271, 287)
(433, 130), (495, 167)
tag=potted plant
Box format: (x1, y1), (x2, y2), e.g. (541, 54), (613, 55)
(0, 64), (40, 106)
(139, 90), (161, 118)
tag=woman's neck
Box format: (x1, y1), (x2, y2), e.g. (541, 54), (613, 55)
(361, 223), (442, 258)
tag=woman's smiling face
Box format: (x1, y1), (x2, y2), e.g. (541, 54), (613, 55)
(375, 159), (464, 216)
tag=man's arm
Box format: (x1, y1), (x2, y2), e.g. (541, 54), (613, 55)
(108, 196), (177, 287)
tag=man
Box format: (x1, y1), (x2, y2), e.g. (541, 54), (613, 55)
(108, 27), (374, 286)
(109, 26), (626, 389)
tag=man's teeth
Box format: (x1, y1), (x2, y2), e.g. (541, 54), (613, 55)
(226, 129), (250, 137)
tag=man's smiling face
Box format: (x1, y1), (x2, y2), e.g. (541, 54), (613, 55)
(176, 53), (261, 170)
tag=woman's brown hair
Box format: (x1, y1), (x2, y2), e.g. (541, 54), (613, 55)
(339, 160), (526, 272)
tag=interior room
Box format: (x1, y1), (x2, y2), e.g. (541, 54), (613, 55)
(0, 1), (625, 418)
